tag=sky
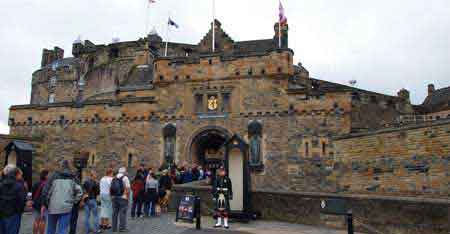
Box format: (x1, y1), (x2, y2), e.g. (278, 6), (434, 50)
(0, 0), (449, 134)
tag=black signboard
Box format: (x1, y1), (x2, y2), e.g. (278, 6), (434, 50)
(320, 199), (348, 215)
(176, 195), (197, 223)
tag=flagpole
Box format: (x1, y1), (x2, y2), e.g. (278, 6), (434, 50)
(278, 1), (281, 48)
(164, 11), (170, 57)
(165, 20), (169, 56)
(212, 0), (216, 53)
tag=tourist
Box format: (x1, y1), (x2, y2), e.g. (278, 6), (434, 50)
(111, 167), (131, 232)
(0, 165), (27, 234)
(182, 167), (193, 184)
(99, 168), (113, 230)
(158, 169), (172, 213)
(42, 160), (83, 234)
(192, 165), (200, 181)
(198, 166), (205, 180)
(31, 169), (49, 234)
(130, 172), (145, 219)
(135, 164), (146, 180)
(213, 167), (233, 229)
(144, 173), (158, 217)
(82, 171), (101, 234)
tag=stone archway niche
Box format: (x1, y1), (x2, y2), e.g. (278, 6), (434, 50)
(188, 126), (232, 167)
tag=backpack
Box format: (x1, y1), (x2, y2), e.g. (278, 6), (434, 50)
(0, 178), (20, 218)
(110, 176), (124, 197)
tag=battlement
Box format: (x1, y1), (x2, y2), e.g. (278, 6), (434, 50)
(153, 49), (294, 83)
(41, 47), (64, 68)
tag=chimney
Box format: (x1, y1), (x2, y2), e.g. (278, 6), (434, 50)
(428, 84), (435, 96)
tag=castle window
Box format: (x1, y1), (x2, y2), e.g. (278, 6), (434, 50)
(261, 69), (266, 75)
(322, 142), (326, 156)
(277, 67), (282, 73)
(436, 116), (441, 120)
(305, 142), (309, 157)
(208, 59), (212, 65)
(27, 117), (33, 125)
(174, 75), (179, 80)
(109, 47), (119, 59)
(90, 154), (96, 166)
(88, 57), (95, 70)
(49, 94), (56, 103)
(248, 68), (253, 76)
(222, 93), (231, 112)
(186, 75), (191, 80)
(195, 94), (203, 113)
(159, 75), (164, 81)
(154, 64), (158, 71)
(127, 153), (133, 168)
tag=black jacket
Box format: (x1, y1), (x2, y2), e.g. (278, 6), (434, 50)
(0, 174), (27, 219)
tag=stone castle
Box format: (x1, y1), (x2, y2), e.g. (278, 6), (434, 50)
(2, 20), (449, 233)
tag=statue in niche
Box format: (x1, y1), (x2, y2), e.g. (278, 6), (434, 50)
(164, 136), (175, 164)
(249, 134), (262, 165)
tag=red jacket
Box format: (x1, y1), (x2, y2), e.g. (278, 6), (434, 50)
(131, 179), (145, 201)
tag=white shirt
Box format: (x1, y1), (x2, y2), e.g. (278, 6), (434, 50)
(99, 176), (113, 195)
(116, 173), (131, 199)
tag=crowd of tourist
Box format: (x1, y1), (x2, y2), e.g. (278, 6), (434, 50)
(0, 161), (212, 234)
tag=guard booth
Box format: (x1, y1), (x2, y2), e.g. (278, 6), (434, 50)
(223, 134), (253, 222)
(4, 141), (34, 189)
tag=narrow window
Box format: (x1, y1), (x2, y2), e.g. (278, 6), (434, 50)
(208, 59), (212, 65)
(91, 154), (96, 166)
(127, 154), (133, 168)
(305, 142), (309, 157)
(322, 142), (326, 156)
(222, 93), (231, 112)
(195, 94), (203, 113)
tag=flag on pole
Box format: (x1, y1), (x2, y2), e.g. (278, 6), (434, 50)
(279, 1), (287, 25)
(148, 0), (156, 3)
(168, 18), (179, 28)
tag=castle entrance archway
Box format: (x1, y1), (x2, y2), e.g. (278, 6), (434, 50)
(188, 126), (232, 170)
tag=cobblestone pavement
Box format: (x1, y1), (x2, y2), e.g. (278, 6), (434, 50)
(19, 211), (361, 234)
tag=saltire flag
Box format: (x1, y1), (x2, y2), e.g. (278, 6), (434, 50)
(279, 1), (287, 25)
(168, 18), (179, 28)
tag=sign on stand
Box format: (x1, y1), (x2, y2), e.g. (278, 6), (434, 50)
(176, 195), (201, 230)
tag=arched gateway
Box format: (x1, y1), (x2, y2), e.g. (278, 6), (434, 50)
(187, 126), (232, 168)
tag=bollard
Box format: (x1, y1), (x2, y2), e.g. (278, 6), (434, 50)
(347, 213), (354, 234)
(195, 196), (201, 230)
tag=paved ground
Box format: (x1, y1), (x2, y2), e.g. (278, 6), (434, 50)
(20, 211), (360, 234)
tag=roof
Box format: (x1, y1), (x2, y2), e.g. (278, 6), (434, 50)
(421, 86), (450, 113)
(5, 140), (34, 152)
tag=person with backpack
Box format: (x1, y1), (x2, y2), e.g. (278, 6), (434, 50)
(82, 171), (101, 234)
(42, 160), (83, 234)
(0, 165), (27, 234)
(111, 167), (130, 232)
(31, 169), (49, 234)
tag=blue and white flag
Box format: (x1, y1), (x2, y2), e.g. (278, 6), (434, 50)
(168, 18), (179, 28)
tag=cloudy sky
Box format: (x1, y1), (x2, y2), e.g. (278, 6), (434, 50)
(0, 0), (449, 134)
